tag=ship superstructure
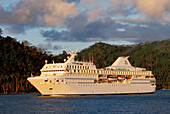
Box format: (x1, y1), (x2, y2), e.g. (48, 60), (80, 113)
(27, 50), (156, 95)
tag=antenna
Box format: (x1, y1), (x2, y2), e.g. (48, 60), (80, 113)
(31, 73), (33, 77)
(75, 48), (78, 53)
(83, 55), (84, 62)
(89, 53), (91, 62)
(92, 52), (93, 63)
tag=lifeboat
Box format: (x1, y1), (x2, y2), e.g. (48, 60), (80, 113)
(99, 75), (107, 80)
(126, 76), (132, 79)
(108, 75), (117, 78)
(117, 75), (125, 80)
(108, 77), (117, 81)
(99, 77), (107, 80)
(107, 75), (117, 81)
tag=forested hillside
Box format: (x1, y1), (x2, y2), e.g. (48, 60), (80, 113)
(0, 34), (169, 94)
(0, 36), (67, 94)
(77, 40), (170, 89)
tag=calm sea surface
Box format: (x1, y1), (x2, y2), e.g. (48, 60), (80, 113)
(0, 90), (170, 114)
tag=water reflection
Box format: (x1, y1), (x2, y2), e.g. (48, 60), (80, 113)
(0, 91), (170, 113)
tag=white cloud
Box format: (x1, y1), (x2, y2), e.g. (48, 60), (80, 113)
(132, 0), (170, 18)
(0, 0), (78, 26)
(1, 0), (170, 43)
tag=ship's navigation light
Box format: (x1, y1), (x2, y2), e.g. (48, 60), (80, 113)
(64, 59), (66, 62)
(45, 60), (48, 64)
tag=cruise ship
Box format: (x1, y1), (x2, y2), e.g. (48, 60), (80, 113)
(27, 50), (156, 96)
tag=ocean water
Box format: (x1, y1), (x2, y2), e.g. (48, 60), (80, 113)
(0, 90), (170, 114)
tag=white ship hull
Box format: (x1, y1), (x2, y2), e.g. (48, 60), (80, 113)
(28, 77), (156, 96)
(27, 50), (156, 96)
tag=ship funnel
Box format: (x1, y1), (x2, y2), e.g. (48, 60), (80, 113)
(111, 56), (132, 67)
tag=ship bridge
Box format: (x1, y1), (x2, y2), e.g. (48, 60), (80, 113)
(40, 49), (97, 77)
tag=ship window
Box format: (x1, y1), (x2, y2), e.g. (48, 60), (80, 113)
(62, 80), (64, 82)
(145, 76), (150, 78)
(94, 80), (97, 83)
(56, 80), (59, 82)
(44, 80), (48, 82)
(136, 76), (142, 78)
(49, 88), (53, 90)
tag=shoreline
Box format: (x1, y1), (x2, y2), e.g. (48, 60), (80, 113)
(161, 89), (170, 90)
(0, 89), (170, 95)
(0, 92), (39, 95)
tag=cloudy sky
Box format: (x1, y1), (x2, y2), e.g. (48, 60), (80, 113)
(0, 0), (170, 54)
